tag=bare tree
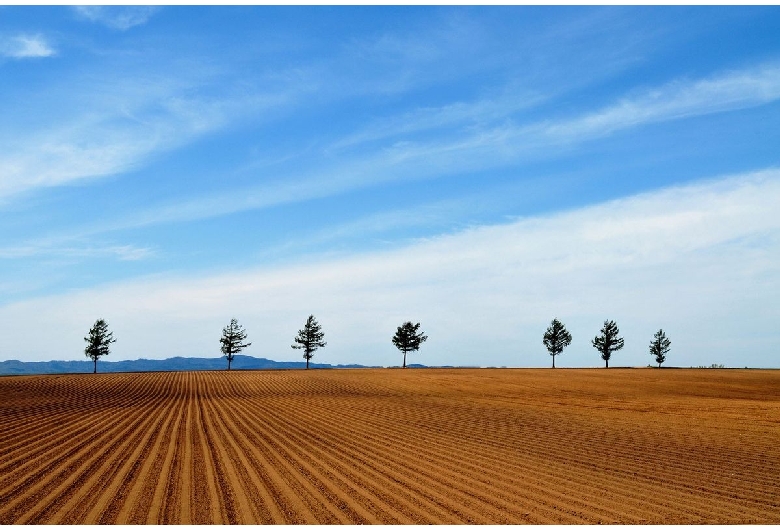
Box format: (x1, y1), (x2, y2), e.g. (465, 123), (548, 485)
(392, 321), (428, 368)
(220, 318), (251, 371)
(291, 315), (326, 369)
(84, 319), (116, 374)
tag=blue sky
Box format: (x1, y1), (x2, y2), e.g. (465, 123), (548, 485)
(1, 6), (780, 368)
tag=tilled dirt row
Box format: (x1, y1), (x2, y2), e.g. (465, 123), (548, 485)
(1, 368), (779, 524)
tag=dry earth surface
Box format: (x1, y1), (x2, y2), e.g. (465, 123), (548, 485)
(1, 367), (779, 524)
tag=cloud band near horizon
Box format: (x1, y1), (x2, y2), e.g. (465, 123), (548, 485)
(1, 168), (777, 369)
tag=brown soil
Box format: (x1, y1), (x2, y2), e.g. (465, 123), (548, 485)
(1, 368), (778, 524)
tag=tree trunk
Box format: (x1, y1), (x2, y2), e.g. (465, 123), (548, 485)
(605, 358), (609, 368)
(403, 351), (407, 368)
(658, 362), (661, 368)
(228, 358), (231, 371)
(93, 358), (97, 374)
(552, 355), (555, 368)
(306, 357), (309, 369)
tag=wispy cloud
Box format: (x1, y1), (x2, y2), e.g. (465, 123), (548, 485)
(0, 99), (219, 198)
(0, 34), (55, 58)
(2, 168), (778, 367)
(73, 6), (159, 31)
(36, 62), (780, 239)
(0, 243), (153, 261)
(542, 63), (780, 142)
(0, 77), (290, 201)
(329, 89), (547, 151)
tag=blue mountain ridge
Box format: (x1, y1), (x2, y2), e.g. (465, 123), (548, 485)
(0, 355), (388, 375)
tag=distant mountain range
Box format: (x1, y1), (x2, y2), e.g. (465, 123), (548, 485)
(0, 355), (391, 375)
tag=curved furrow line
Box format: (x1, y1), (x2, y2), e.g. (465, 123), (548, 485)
(213, 376), (430, 524)
(159, 373), (192, 524)
(0, 392), (154, 521)
(202, 373), (352, 524)
(0, 380), (163, 452)
(195, 383), (240, 524)
(98, 375), (185, 524)
(252, 397), (601, 524)
(324, 399), (774, 521)
(189, 374), (216, 524)
(318, 401), (752, 523)
(229, 372), (556, 516)
(198, 389), (321, 524)
(195, 393), (350, 523)
(125, 375), (188, 524)
(205, 373), (345, 524)
(284, 392), (720, 515)
(196, 392), (283, 523)
(207, 374), (313, 523)
(0, 406), (135, 480)
(228, 392), (534, 524)
(223, 392), (507, 524)
(0, 408), (89, 446)
(39, 386), (171, 524)
(394, 392), (780, 513)
(208, 381), (391, 524)
(373, 399), (780, 502)
(2, 369), (778, 525)
(1, 384), (166, 524)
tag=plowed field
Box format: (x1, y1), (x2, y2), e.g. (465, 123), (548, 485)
(1, 368), (779, 524)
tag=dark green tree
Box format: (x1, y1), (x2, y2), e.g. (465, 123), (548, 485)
(543, 318), (572, 368)
(392, 321), (428, 368)
(291, 315), (326, 369)
(220, 318), (251, 371)
(84, 318), (116, 374)
(649, 328), (671, 368)
(591, 319), (624, 368)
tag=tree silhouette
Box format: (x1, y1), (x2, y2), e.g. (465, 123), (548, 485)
(84, 319), (116, 374)
(543, 318), (572, 368)
(291, 315), (326, 369)
(220, 318), (251, 371)
(392, 321), (428, 368)
(649, 328), (671, 368)
(591, 320), (624, 368)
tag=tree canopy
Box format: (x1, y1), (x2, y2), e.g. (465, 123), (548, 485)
(543, 318), (572, 368)
(591, 320), (624, 368)
(649, 328), (671, 368)
(392, 321), (428, 368)
(84, 319), (116, 374)
(291, 315), (326, 369)
(220, 318), (251, 371)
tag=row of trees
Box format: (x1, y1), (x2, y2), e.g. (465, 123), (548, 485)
(84, 316), (670, 373)
(84, 315), (428, 372)
(543, 318), (671, 368)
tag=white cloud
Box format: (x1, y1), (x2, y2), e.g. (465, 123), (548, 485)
(329, 89), (547, 151)
(0, 79), (288, 201)
(1, 169), (778, 369)
(541, 63), (780, 142)
(0, 244), (153, 261)
(73, 6), (159, 31)
(121, 61), (780, 229)
(0, 34), (55, 58)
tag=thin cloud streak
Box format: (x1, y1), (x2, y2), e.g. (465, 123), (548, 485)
(1, 168), (777, 368)
(542, 63), (780, 141)
(73, 6), (159, 31)
(5, 61), (780, 246)
(0, 82), (291, 201)
(99, 62), (780, 233)
(0, 34), (55, 58)
(0, 244), (153, 261)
